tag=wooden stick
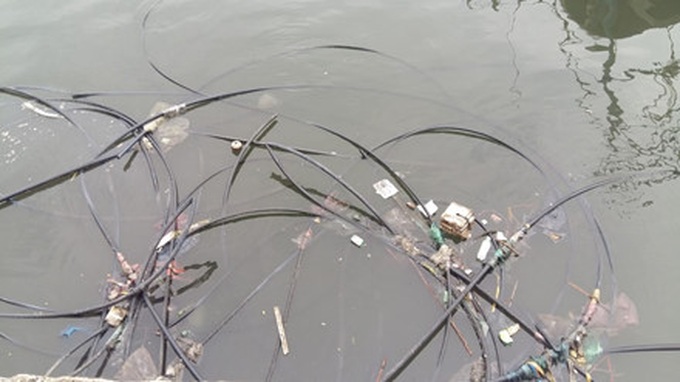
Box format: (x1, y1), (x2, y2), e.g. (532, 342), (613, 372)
(273, 306), (290, 355)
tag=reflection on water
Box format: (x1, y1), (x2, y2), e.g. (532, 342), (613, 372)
(552, 1), (680, 194)
(561, 0), (680, 39)
(455, 1), (680, 195)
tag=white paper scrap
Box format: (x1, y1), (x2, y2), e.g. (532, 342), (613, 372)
(372, 179), (399, 199)
(417, 200), (438, 217)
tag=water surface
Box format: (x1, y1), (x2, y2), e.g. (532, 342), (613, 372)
(1, 1), (680, 381)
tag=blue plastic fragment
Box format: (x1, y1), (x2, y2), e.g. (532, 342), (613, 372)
(60, 325), (84, 338)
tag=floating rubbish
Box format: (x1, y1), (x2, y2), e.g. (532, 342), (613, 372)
(430, 244), (453, 269)
(155, 219), (209, 258)
(292, 228), (313, 250)
(231, 140), (243, 154)
(417, 200), (438, 218)
(582, 335), (604, 364)
(273, 306), (290, 355)
(498, 323), (520, 345)
(590, 292), (639, 334)
(373, 179), (399, 199)
(539, 291), (639, 341)
(350, 234), (364, 247)
(114, 345), (158, 380)
(60, 325), (84, 338)
(106, 276), (129, 300)
(186, 341), (203, 363)
(394, 235), (421, 257)
(177, 335), (204, 363)
(429, 223), (444, 247)
(476, 237), (492, 262)
(448, 357), (485, 382)
(105, 305), (128, 327)
(543, 230), (564, 243)
(116, 252), (139, 284)
(165, 359), (185, 380)
(156, 230), (180, 251)
(440, 201), (475, 240)
(107, 285), (121, 300)
(142, 101), (190, 152)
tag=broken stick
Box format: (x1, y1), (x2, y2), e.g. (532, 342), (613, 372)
(273, 305), (290, 355)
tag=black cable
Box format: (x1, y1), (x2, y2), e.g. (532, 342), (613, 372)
(265, 142), (394, 234)
(142, 292), (203, 380)
(310, 122), (433, 227)
(607, 343), (680, 355)
(372, 125), (546, 177)
(221, 114), (278, 208)
(383, 177), (621, 380)
(45, 326), (109, 376)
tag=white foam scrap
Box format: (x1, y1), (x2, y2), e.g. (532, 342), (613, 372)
(350, 234), (364, 247)
(498, 323), (520, 346)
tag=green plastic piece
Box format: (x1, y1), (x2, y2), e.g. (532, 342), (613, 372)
(429, 223), (444, 248)
(583, 336), (604, 364)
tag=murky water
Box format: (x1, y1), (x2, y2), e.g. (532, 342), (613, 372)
(2, 1), (680, 381)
